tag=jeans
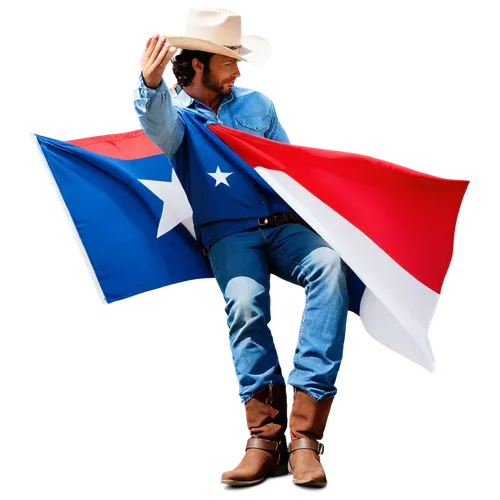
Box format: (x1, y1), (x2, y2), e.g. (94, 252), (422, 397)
(207, 222), (349, 404)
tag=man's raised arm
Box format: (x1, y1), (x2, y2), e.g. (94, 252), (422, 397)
(132, 34), (184, 160)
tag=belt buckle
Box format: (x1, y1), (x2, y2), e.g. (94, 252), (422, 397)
(258, 216), (269, 226)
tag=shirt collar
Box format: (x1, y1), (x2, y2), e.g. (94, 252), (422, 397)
(172, 85), (194, 108)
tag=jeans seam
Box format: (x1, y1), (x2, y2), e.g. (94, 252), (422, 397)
(207, 248), (218, 276)
(287, 283), (309, 378)
(258, 227), (269, 244)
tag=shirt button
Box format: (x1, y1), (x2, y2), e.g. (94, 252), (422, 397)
(261, 200), (266, 204)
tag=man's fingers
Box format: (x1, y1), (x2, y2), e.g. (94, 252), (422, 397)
(139, 38), (151, 64)
(149, 36), (167, 65)
(144, 33), (159, 58)
(160, 47), (177, 71)
(152, 39), (170, 67)
(140, 33), (175, 79)
(144, 32), (159, 64)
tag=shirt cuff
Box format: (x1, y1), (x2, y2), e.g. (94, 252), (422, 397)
(139, 72), (169, 96)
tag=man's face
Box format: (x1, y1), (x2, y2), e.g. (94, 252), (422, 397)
(201, 54), (241, 96)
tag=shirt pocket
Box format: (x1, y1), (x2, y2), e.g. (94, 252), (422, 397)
(234, 114), (270, 136)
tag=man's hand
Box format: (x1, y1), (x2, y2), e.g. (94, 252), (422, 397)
(140, 33), (177, 89)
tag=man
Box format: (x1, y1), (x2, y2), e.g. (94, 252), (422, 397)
(133, 8), (349, 488)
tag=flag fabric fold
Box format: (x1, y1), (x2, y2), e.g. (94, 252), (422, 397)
(33, 130), (213, 304)
(33, 112), (469, 372)
(204, 116), (469, 372)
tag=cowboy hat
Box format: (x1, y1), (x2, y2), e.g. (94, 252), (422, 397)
(163, 8), (271, 66)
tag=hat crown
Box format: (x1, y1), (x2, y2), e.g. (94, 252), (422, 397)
(185, 8), (242, 46)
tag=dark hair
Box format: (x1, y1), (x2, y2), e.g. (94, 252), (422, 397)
(172, 49), (215, 87)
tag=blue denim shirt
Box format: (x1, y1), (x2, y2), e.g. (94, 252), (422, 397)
(132, 73), (293, 249)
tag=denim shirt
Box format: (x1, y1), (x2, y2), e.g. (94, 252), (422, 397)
(132, 73), (293, 249)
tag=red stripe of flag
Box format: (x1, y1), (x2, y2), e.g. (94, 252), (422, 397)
(68, 129), (162, 160)
(209, 123), (469, 294)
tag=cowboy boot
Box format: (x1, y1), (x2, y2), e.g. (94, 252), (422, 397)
(288, 386), (334, 487)
(221, 382), (289, 486)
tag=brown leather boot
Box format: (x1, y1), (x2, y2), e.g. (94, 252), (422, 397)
(221, 382), (289, 486)
(288, 386), (334, 487)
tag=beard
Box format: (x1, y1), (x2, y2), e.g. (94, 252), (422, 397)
(202, 69), (232, 96)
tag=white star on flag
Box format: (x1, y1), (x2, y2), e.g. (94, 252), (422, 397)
(138, 168), (196, 239)
(208, 165), (233, 186)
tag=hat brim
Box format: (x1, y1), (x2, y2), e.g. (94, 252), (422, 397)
(163, 35), (271, 67)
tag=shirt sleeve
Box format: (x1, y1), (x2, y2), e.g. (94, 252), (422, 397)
(264, 101), (291, 144)
(132, 72), (185, 160)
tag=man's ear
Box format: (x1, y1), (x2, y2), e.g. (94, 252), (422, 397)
(192, 58), (204, 73)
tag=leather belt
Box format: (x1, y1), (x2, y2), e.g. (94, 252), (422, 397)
(200, 211), (313, 257)
(258, 211), (309, 228)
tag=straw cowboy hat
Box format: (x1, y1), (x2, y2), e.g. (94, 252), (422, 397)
(164, 8), (271, 66)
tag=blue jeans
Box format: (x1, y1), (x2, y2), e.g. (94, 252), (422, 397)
(207, 223), (349, 404)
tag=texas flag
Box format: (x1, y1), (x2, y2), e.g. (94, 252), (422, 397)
(32, 111), (469, 372)
(32, 123), (214, 303)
